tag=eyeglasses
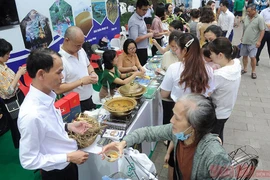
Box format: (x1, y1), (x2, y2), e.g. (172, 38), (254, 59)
(140, 8), (148, 12)
(128, 47), (137, 51)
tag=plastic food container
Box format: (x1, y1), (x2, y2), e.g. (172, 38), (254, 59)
(104, 150), (120, 162)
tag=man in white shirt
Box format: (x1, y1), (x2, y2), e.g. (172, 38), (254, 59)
(56, 26), (98, 112)
(218, 0), (235, 42)
(256, 1), (270, 66)
(18, 48), (90, 180)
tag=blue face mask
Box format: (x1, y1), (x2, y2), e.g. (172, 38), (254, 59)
(174, 126), (192, 141)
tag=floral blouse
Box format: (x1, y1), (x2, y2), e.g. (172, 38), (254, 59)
(0, 64), (19, 99)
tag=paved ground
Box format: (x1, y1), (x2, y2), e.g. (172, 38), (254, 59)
(150, 22), (270, 180)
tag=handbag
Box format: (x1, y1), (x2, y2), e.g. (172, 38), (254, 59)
(4, 94), (20, 120)
(118, 148), (158, 180)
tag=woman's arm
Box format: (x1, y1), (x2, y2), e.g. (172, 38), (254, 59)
(152, 40), (170, 54)
(114, 71), (143, 85)
(1, 66), (27, 96)
(160, 89), (171, 99)
(11, 66), (26, 89)
(134, 55), (145, 73)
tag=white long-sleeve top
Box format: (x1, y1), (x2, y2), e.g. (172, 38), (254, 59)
(211, 58), (241, 119)
(218, 9), (235, 38)
(18, 85), (77, 171)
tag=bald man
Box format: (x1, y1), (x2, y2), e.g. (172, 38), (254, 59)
(56, 26), (98, 112)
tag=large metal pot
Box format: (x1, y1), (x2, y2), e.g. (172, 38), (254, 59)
(118, 82), (146, 99)
(103, 97), (137, 117)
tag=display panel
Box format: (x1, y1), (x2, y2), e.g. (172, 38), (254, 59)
(0, 0), (20, 27)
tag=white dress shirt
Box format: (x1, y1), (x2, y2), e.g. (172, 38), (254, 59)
(59, 47), (93, 101)
(260, 7), (270, 31)
(160, 62), (215, 102)
(218, 9), (235, 38)
(18, 85), (77, 171)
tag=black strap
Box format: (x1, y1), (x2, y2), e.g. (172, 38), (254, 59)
(174, 141), (182, 180)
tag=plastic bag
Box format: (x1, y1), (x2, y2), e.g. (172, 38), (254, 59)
(119, 148), (158, 180)
(102, 172), (131, 180)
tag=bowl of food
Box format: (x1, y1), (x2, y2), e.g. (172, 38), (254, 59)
(104, 150), (120, 162)
(103, 97), (137, 117)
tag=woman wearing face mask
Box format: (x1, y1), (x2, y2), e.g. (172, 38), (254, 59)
(208, 37), (241, 143)
(100, 94), (235, 179)
(99, 50), (143, 99)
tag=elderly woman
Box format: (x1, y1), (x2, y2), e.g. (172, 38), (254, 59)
(99, 50), (143, 99)
(101, 94), (235, 179)
(0, 39), (26, 148)
(117, 39), (146, 73)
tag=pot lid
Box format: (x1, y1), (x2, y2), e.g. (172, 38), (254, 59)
(119, 82), (145, 95)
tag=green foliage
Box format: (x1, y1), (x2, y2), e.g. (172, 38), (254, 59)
(120, 12), (133, 27)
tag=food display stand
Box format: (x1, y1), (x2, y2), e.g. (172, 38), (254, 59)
(78, 57), (164, 180)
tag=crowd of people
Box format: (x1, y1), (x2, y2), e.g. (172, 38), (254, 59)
(0, 0), (269, 179)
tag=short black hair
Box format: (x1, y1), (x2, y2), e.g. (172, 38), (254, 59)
(207, 0), (215, 6)
(168, 30), (182, 44)
(220, 0), (229, 8)
(136, 0), (149, 9)
(102, 50), (116, 70)
(204, 25), (223, 38)
(169, 20), (184, 31)
(26, 48), (61, 78)
(174, 7), (181, 14)
(123, 39), (137, 54)
(190, 8), (200, 18)
(0, 39), (13, 57)
(155, 3), (165, 18)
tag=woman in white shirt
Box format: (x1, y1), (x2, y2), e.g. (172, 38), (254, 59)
(208, 37), (241, 143)
(160, 33), (214, 102)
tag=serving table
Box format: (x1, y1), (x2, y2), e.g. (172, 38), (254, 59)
(78, 57), (163, 180)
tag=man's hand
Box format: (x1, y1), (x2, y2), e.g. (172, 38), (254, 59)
(147, 32), (154, 38)
(256, 41), (261, 48)
(68, 121), (91, 134)
(81, 75), (98, 85)
(67, 150), (89, 164)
